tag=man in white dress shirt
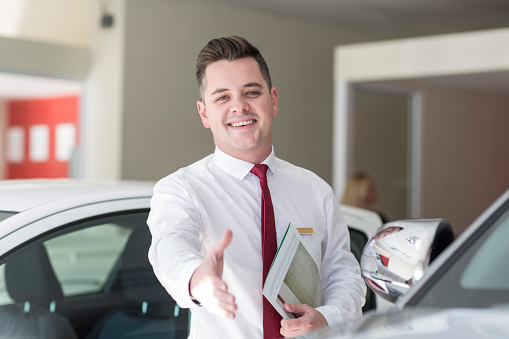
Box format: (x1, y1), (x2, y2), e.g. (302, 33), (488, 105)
(147, 35), (366, 338)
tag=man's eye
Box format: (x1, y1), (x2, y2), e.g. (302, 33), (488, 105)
(246, 91), (260, 96)
(216, 95), (228, 101)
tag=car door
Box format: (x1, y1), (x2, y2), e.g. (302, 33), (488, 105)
(340, 204), (392, 312)
(0, 199), (188, 338)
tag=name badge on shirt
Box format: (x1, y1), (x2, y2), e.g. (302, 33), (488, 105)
(296, 227), (314, 235)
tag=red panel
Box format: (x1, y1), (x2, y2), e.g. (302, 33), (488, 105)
(6, 96), (79, 179)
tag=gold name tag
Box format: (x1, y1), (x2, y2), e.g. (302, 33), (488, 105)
(296, 227), (314, 235)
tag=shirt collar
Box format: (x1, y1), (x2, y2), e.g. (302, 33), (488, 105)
(213, 147), (276, 180)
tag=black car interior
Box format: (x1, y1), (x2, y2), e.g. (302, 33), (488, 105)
(3, 243), (78, 338)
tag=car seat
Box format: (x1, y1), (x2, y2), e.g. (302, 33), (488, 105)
(1, 243), (78, 339)
(86, 226), (189, 339)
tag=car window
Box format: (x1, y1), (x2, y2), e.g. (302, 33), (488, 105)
(0, 210), (189, 338)
(410, 203), (509, 308)
(0, 215), (134, 305)
(45, 223), (131, 297)
(461, 209), (509, 290)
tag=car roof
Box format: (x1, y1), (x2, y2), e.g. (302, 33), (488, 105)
(0, 179), (383, 239)
(340, 204), (383, 237)
(0, 179), (155, 213)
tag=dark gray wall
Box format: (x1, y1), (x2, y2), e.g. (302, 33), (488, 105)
(121, 0), (371, 184)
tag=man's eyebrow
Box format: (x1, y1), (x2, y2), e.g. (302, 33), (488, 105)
(244, 82), (263, 89)
(210, 88), (229, 96)
(210, 83), (264, 96)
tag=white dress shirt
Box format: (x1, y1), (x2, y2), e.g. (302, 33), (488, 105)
(147, 147), (366, 338)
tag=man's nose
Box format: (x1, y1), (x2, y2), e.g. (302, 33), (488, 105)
(229, 97), (249, 114)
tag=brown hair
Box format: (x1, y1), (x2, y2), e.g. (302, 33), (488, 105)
(196, 35), (272, 101)
(340, 171), (375, 208)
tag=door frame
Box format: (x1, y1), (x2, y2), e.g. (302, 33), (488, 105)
(333, 81), (421, 218)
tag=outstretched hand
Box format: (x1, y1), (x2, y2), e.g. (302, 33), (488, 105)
(280, 303), (328, 338)
(189, 229), (237, 319)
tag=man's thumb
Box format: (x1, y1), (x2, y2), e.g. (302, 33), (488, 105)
(210, 229), (233, 259)
(284, 303), (306, 315)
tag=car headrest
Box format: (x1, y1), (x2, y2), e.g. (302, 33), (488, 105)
(117, 226), (173, 304)
(5, 244), (64, 308)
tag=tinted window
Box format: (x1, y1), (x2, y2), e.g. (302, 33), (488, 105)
(45, 222), (131, 297)
(0, 213), (137, 305)
(0, 211), (189, 338)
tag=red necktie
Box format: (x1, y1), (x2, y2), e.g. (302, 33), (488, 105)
(251, 164), (282, 339)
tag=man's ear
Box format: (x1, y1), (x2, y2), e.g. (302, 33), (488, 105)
(197, 101), (210, 128)
(271, 87), (279, 117)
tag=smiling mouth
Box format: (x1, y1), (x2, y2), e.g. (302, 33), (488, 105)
(228, 119), (256, 127)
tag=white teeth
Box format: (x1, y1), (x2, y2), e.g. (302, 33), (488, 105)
(230, 120), (254, 127)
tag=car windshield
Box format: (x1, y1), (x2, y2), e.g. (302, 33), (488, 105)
(408, 199), (509, 308)
(0, 211), (17, 222)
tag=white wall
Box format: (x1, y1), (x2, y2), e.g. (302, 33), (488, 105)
(334, 27), (509, 235)
(83, 0), (125, 180)
(335, 28), (509, 82)
(6, 0), (91, 47)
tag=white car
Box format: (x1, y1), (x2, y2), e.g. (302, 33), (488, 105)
(340, 205), (389, 311)
(0, 179), (382, 338)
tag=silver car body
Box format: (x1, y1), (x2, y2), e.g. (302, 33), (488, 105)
(319, 188), (509, 339)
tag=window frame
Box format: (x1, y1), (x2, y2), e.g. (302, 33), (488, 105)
(404, 197), (509, 308)
(0, 198), (151, 261)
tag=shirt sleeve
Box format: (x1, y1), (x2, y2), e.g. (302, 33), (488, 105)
(146, 175), (204, 308)
(316, 188), (367, 327)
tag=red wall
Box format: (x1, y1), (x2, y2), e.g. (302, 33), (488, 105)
(6, 96), (79, 179)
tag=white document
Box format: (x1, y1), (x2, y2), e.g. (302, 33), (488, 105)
(262, 223), (321, 319)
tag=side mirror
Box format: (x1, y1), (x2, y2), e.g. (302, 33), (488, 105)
(361, 219), (453, 302)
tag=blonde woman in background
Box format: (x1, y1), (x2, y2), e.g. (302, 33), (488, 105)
(341, 171), (389, 223)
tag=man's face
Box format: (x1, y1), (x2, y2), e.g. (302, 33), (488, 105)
(197, 57), (278, 164)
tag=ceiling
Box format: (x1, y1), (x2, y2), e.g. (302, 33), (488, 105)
(210, 0), (509, 40)
(2, 0), (508, 99)
(211, 0), (509, 92)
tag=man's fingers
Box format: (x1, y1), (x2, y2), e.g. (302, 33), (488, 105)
(282, 304), (311, 331)
(280, 303), (327, 337)
(189, 231), (236, 320)
(190, 230), (236, 319)
(213, 288), (237, 311)
(202, 288), (237, 319)
(217, 299), (237, 316)
(281, 316), (309, 331)
(280, 315), (314, 338)
(207, 306), (236, 319)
